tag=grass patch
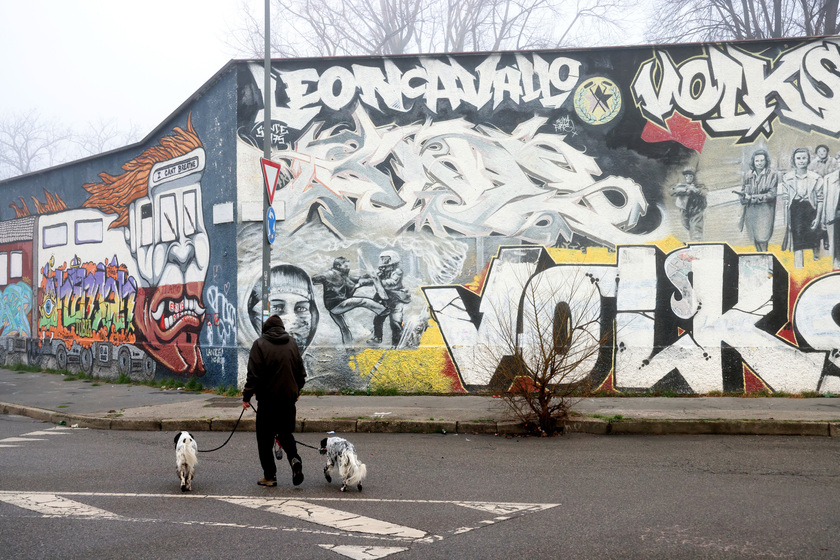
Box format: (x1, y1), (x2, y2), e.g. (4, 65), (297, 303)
(8, 362), (42, 373)
(590, 413), (623, 422)
(185, 378), (203, 391)
(57, 405), (68, 408)
(370, 386), (400, 396)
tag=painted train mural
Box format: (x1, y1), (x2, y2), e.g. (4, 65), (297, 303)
(2, 36), (840, 395)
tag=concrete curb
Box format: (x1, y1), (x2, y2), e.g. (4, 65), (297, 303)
(2, 402), (838, 437)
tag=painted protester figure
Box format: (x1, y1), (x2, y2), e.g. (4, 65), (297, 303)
(359, 250), (410, 347)
(809, 144), (838, 255)
(809, 144), (839, 177)
(81, 115), (209, 375)
(780, 147), (824, 269)
(737, 149), (777, 252)
(312, 257), (385, 345)
(820, 167), (840, 269)
(670, 169), (707, 242)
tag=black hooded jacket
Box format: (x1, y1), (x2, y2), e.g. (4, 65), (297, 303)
(243, 315), (306, 405)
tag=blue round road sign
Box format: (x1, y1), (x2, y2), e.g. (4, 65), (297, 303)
(266, 207), (276, 244)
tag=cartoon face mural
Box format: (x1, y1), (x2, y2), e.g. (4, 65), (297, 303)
(83, 116), (209, 375)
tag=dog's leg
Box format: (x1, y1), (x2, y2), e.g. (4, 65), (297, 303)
(324, 463), (332, 483)
(179, 467), (187, 492)
(340, 482), (347, 492)
(357, 482), (363, 492)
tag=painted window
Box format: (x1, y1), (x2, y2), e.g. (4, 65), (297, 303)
(0, 253), (7, 285)
(75, 219), (103, 245)
(140, 203), (153, 247)
(42, 224), (68, 248)
(160, 194), (178, 243)
(183, 190), (197, 237)
(9, 251), (22, 279)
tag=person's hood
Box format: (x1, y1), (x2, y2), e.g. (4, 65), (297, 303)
(262, 315), (290, 344)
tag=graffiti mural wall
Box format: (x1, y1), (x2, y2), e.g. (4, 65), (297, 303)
(0, 95), (240, 386)
(2, 38), (839, 395)
(237, 37), (840, 394)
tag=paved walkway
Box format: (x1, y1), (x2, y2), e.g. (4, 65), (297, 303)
(1, 369), (839, 436)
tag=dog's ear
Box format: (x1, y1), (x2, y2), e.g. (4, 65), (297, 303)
(174, 432), (183, 445)
(320, 438), (328, 448)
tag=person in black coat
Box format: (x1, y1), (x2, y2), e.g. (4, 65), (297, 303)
(242, 315), (307, 487)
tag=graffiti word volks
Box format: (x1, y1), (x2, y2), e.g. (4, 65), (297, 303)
(632, 38), (840, 141)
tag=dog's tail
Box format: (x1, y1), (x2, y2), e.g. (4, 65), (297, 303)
(339, 452), (367, 487)
(181, 438), (198, 467)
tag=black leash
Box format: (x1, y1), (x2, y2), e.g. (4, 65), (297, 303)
(196, 402), (320, 454)
(197, 405), (253, 453)
(296, 440), (321, 451)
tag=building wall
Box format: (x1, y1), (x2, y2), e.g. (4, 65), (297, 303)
(235, 37), (840, 394)
(3, 38), (839, 395)
(0, 70), (241, 387)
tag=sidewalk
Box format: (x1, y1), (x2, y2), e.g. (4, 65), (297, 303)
(1, 369), (839, 436)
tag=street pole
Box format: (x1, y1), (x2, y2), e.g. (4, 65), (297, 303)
(261, 0), (272, 325)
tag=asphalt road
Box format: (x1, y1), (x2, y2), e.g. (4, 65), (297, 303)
(1, 413), (839, 559)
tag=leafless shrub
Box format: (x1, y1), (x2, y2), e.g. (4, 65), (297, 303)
(477, 256), (612, 435)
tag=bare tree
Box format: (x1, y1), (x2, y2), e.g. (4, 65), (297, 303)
(0, 110), (73, 180)
(477, 260), (611, 435)
(71, 117), (143, 158)
(645, 0), (839, 44)
(227, 0), (635, 58)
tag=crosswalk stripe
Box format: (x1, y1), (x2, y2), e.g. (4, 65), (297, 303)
(220, 498), (427, 539)
(0, 493), (125, 520)
(454, 502), (558, 515)
(319, 544), (408, 559)
(22, 430), (72, 436)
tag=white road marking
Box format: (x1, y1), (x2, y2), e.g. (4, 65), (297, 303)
(22, 430), (72, 436)
(0, 490), (558, 552)
(220, 497), (427, 539)
(319, 544), (408, 559)
(0, 445), (20, 448)
(0, 437), (46, 443)
(0, 493), (125, 520)
(453, 502), (558, 515)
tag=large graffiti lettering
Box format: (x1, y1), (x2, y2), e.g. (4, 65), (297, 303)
(274, 106), (655, 248)
(268, 54), (581, 130)
(632, 38), (840, 141)
(425, 245), (839, 394)
(39, 256), (137, 343)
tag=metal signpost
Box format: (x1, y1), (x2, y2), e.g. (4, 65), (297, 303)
(261, 0), (272, 324)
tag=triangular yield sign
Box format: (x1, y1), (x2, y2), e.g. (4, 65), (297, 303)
(261, 158), (283, 205)
(318, 545), (408, 559)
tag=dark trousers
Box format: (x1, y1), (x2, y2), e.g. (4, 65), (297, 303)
(255, 402), (298, 479)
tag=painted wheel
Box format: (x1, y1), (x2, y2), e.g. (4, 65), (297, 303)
(141, 355), (156, 380)
(117, 347), (132, 376)
(80, 347), (93, 375)
(55, 344), (68, 370)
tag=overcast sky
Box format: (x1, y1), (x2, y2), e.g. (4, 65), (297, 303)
(1, 0), (249, 136)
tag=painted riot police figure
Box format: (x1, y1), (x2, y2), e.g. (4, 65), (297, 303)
(359, 250), (410, 346)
